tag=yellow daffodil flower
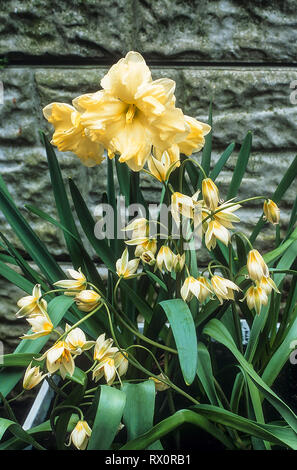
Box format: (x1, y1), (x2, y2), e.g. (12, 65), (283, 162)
(23, 362), (47, 390)
(74, 52), (191, 171)
(211, 275), (240, 304)
(264, 199), (280, 225)
(16, 284), (47, 318)
(54, 268), (87, 295)
(74, 290), (101, 312)
(65, 324), (95, 355)
(116, 248), (140, 278)
(241, 285), (268, 315)
(247, 249), (269, 281)
(68, 420), (92, 450)
(43, 103), (104, 167)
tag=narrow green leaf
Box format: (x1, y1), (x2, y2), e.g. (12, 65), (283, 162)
(40, 132), (82, 269)
(209, 142), (235, 181)
(120, 409), (235, 450)
(0, 179), (64, 282)
(203, 319), (297, 433)
(227, 131), (252, 200)
(0, 418), (45, 450)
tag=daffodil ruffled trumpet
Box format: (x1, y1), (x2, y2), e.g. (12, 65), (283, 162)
(43, 51), (210, 172)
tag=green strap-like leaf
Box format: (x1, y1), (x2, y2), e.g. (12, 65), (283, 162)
(0, 418), (45, 450)
(227, 131), (252, 200)
(203, 319), (297, 433)
(209, 142), (235, 181)
(122, 380), (160, 449)
(0, 178), (64, 282)
(87, 385), (126, 450)
(120, 409), (235, 450)
(159, 299), (198, 385)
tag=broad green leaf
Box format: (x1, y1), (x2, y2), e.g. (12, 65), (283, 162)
(159, 299), (197, 385)
(87, 385), (126, 450)
(0, 260), (34, 293)
(122, 380), (162, 449)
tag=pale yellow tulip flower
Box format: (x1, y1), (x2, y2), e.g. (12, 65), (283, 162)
(264, 199), (280, 225)
(247, 249), (269, 281)
(16, 284), (47, 318)
(116, 248), (140, 278)
(241, 285), (268, 315)
(202, 178), (219, 211)
(211, 275), (240, 304)
(54, 268), (87, 295)
(68, 420), (92, 450)
(20, 314), (53, 340)
(23, 362), (47, 390)
(65, 324), (95, 355)
(75, 290), (101, 312)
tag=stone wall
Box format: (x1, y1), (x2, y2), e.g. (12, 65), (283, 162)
(0, 0), (297, 351)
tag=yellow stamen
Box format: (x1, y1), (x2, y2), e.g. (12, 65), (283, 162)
(126, 104), (136, 124)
